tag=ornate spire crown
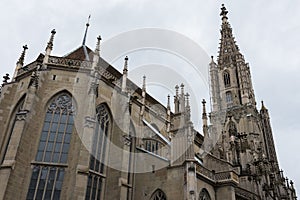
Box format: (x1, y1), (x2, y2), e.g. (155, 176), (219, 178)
(17, 45), (28, 66)
(220, 4), (228, 21)
(218, 4), (241, 67)
(46, 29), (56, 51)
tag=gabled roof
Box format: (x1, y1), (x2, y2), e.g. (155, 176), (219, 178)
(64, 45), (93, 61)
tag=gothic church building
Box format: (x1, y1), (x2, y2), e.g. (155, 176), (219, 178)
(0, 5), (297, 200)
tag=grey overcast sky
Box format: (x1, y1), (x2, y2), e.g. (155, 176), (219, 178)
(0, 0), (299, 193)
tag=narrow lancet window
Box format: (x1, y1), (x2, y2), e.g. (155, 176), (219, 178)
(85, 104), (111, 200)
(223, 71), (231, 87)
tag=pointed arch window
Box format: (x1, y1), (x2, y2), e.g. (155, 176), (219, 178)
(26, 93), (75, 200)
(85, 104), (111, 200)
(0, 96), (25, 164)
(150, 189), (167, 200)
(199, 188), (211, 200)
(223, 71), (231, 87)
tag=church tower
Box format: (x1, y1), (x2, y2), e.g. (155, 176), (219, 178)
(206, 5), (297, 199)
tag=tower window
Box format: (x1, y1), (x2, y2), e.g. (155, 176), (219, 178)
(223, 71), (231, 87)
(226, 91), (233, 105)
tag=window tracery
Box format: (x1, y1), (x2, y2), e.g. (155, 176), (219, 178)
(223, 71), (231, 87)
(150, 189), (167, 200)
(199, 188), (211, 200)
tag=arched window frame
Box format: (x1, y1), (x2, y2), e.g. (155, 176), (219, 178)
(223, 71), (231, 87)
(150, 189), (167, 200)
(199, 188), (211, 200)
(85, 103), (112, 200)
(0, 95), (25, 164)
(26, 93), (75, 200)
(225, 91), (233, 106)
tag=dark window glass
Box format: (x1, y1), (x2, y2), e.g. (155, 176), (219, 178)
(223, 71), (231, 87)
(43, 122), (50, 132)
(58, 123), (66, 132)
(51, 123), (58, 132)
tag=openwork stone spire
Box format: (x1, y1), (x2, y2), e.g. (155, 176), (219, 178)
(218, 5), (241, 67)
(216, 4), (256, 106)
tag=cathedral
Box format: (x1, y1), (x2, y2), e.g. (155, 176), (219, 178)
(0, 5), (297, 200)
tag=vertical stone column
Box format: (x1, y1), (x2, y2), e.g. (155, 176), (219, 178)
(185, 161), (197, 200)
(74, 75), (97, 199)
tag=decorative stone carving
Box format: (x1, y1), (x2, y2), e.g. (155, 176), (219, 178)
(16, 110), (29, 121)
(122, 134), (132, 146)
(28, 71), (39, 88)
(84, 116), (96, 128)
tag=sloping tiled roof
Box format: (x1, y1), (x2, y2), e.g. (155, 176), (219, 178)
(64, 45), (93, 61)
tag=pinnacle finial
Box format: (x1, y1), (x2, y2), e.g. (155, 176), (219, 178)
(202, 99), (206, 109)
(220, 4), (228, 20)
(17, 45), (28, 66)
(82, 15), (91, 46)
(142, 75), (146, 91)
(175, 85), (179, 96)
(167, 94), (170, 109)
(2, 73), (10, 84)
(180, 83), (184, 95)
(185, 93), (190, 107)
(210, 55), (216, 65)
(46, 29), (56, 51)
(202, 99), (207, 117)
(261, 100), (267, 110)
(95, 35), (101, 53)
(123, 56), (128, 72)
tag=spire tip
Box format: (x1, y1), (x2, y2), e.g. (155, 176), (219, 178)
(220, 4), (228, 20)
(82, 15), (91, 46)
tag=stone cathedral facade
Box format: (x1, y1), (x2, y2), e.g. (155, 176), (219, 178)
(0, 5), (297, 200)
